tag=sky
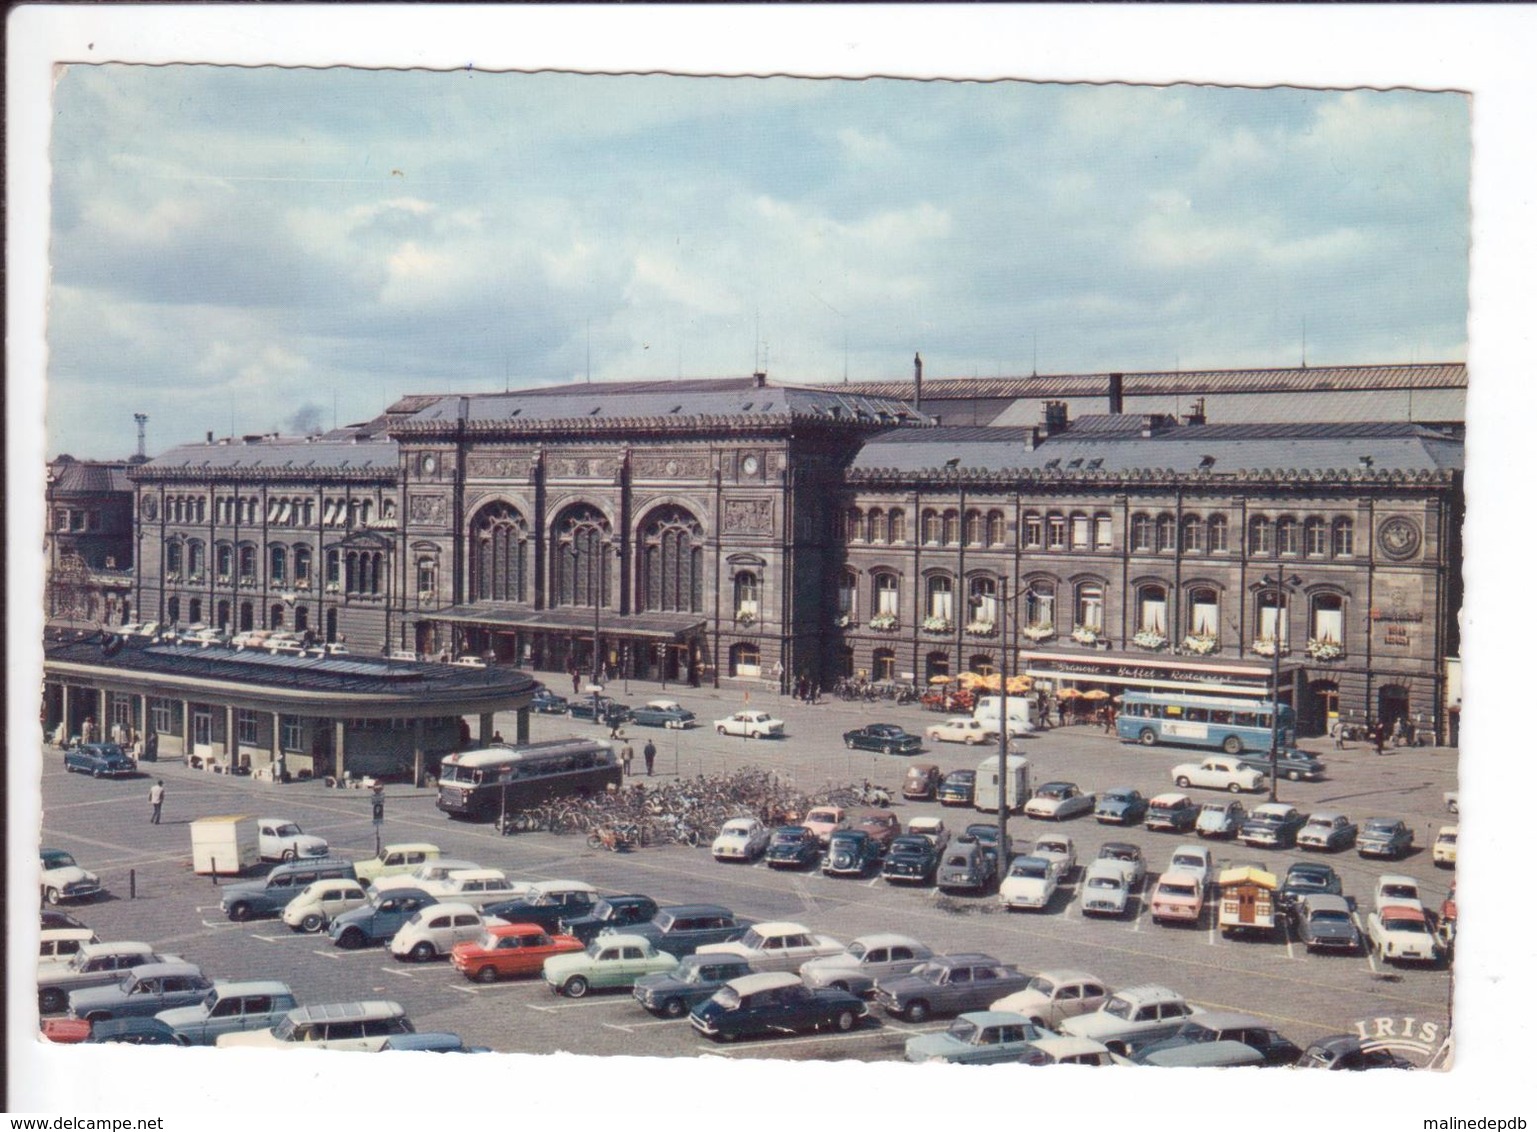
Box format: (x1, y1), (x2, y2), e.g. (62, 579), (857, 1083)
(43, 68), (1469, 460)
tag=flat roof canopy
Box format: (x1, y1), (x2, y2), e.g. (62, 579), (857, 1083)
(421, 604), (705, 642)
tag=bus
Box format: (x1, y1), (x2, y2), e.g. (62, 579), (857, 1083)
(435, 737), (620, 822)
(1115, 691), (1295, 755)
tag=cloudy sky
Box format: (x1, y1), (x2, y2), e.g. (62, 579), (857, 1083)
(45, 68), (1468, 459)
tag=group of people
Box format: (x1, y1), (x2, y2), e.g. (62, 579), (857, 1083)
(51, 714), (158, 761)
(792, 675), (821, 704)
(1334, 715), (1426, 753)
(619, 737), (657, 777)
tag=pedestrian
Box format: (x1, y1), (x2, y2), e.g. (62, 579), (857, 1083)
(643, 739), (656, 776)
(1056, 700), (1067, 728)
(130, 733), (144, 762)
(1333, 721), (1346, 750)
(110, 719), (126, 746)
(571, 670), (581, 695)
(145, 730), (158, 762)
(1373, 723), (1386, 756)
(81, 717), (96, 745)
(621, 742), (634, 776)
(148, 779), (165, 824)
(51, 720), (67, 749)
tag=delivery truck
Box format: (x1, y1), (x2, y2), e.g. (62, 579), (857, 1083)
(191, 815), (260, 876)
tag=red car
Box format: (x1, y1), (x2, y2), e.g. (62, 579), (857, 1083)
(854, 810), (902, 853)
(450, 923), (584, 984)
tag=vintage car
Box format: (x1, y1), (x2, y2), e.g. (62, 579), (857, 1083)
(376, 1032), (489, 1053)
(1134, 1039), (1266, 1068)
(1144, 793), (1201, 833)
(1059, 984), (1202, 1050)
(1094, 787), (1149, 826)
(67, 960), (213, 1023)
(1297, 812), (1358, 852)
(1167, 843), (1214, 884)
(569, 696), (632, 725)
(800, 933), (935, 997)
(529, 688), (570, 715)
(329, 886), (438, 949)
(1236, 748), (1327, 782)
(843, 723), (923, 754)
(543, 932), (679, 997)
(1298, 1034), (1417, 1070)
(353, 843), (442, 887)
(902, 763), (944, 801)
(63, 742), (137, 778)
(882, 834), (942, 884)
(223, 857), (360, 921)
(41, 848), (102, 906)
(1278, 861), (1344, 916)
(764, 825), (823, 870)
(925, 717), (997, 746)
(1195, 799), (1247, 839)
(450, 923), (585, 983)
(822, 830), (883, 877)
(257, 818), (330, 862)
(988, 969), (1111, 1028)
(40, 927), (99, 966)
(1171, 756), (1266, 794)
(1367, 905), (1443, 965)
(281, 878), (369, 933)
(415, 868), (529, 909)
(872, 953), (1031, 1022)
(156, 980), (300, 1045)
(1031, 834), (1077, 878)
(938, 840), (998, 893)
(618, 904), (753, 957)
(41, 909), (91, 932)
(559, 895), (661, 943)
(802, 805), (849, 846)
(371, 857), (480, 895)
(853, 809), (902, 852)
(1133, 1010), (1302, 1065)
(937, 769), (977, 806)
(1018, 1036), (1127, 1066)
(1080, 861), (1134, 916)
(633, 954), (754, 1018)
(483, 881), (600, 934)
(1239, 803), (1308, 849)
(44, 1017), (184, 1046)
(907, 815), (951, 853)
(1444, 790), (1459, 814)
(1433, 825), (1458, 867)
(904, 1011), (1046, 1064)
(697, 921), (843, 973)
(627, 699), (698, 728)
(389, 902), (504, 961)
(1024, 781), (1096, 821)
(690, 971), (867, 1041)
(1149, 870), (1206, 925)
(713, 710), (785, 739)
(39, 942), (168, 1014)
(1296, 894), (1363, 954)
(1095, 841), (1147, 887)
(712, 816), (772, 862)
(999, 855), (1063, 911)
(961, 822), (1014, 864)
(217, 1000), (414, 1052)
(1375, 874), (1424, 913)
(1358, 817), (1415, 859)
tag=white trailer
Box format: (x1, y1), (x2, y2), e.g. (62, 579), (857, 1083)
(191, 815), (260, 876)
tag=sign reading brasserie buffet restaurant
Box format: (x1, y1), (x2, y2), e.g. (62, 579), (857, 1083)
(1025, 654), (1278, 687)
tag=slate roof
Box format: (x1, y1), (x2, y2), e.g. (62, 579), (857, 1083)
(131, 432), (398, 479)
(49, 462), (133, 494)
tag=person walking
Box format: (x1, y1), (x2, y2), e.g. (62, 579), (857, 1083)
(621, 742), (634, 777)
(148, 779), (165, 824)
(81, 717), (96, 745)
(643, 739), (656, 776)
(1333, 721), (1346, 750)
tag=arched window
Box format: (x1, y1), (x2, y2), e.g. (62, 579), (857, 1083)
(165, 540), (183, 578)
(238, 544), (257, 585)
(1094, 512), (1113, 550)
(968, 655), (996, 677)
(729, 642), (761, 678)
(1208, 513), (1230, 552)
(1181, 515), (1203, 554)
(1249, 517), (1273, 556)
(638, 506), (704, 613)
(1277, 516), (1300, 556)
(188, 598), (202, 624)
(924, 651), (951, 682)
(1070, 512), (1090, 550)
(216, 600), (230, 630)
(942, 510), (960, 546)
(1046, 513), (1066, 550)
(167, 597), (180, 623)
(295, 606), (309, 632)
(1025, 580), (1056, 630)
(1304, 517), (1328, 557)
(733, 572), (761, 621)
(1311, 593), (1345, 653)
(888, 509), (907, 544)
(1255, 590), (1290, 648)
(987, 510), (1006, 547)
(554, 505), (611, 608)
(872, 573), (900, 620)
(837, 571), (857, 620)
(968, 576), (997, 629)
(964, 509), (984, 546)
(1187, 586), (1220, 640)
(240, 601), (254, 632)
(269, 545), (288, 586)
(1137, 584), (1168, 636)
(872, 647), (896, 682)
(1075, 583), (1104, 632)
(926, 575), (954, 624)
(1130, 514), (1152, 552)
(470, 503), (529, 603)
(187, 540), (205, 581)
(324, 607), (337, 643)
(1332, 517), (1354, 557)
(270, 603), (285, 629)
(216, 543), (233, 582)
(1023, 513), (1043, 548)
(845, 508), (863, 542)
(1156, 514), (1177, 553)
(921, 509), (941, 544)
(294, 545), (312, 587)
(867, 508), (886, 544)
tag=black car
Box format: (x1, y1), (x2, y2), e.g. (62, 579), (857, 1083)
(619, 904), (752, 958)
(1298, 1034), (1416, 1070)
(633, 954), (753, 1018)
(1237, 749), (1327, 782)
(872, 953), (1031, 1022)
(530, 688), (570, 715)
(842, 723), (924, 755)
(938, 770), (976, 807)
(568, 696), (632, 725)
(1277, 862), (1345, 918)
(691, 971), (868, 1041)
(559, 895), (661, 944)
(484, 888), (601, 935)
(764, 826), (822, 870)
(1131, 1011), (1302, 1066)
(883, 835), (941, 885)
(41, 909), (91, 932)
(823, 830), (883, 878)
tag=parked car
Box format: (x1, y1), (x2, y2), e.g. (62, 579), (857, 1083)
(221, 857), (358, 922)
(544, 933), (680, 997)
(281, 878), (368, 933)
(843, 723), (923, 754)
(1094, 787), (1149, 826)
(156, 980), (300, 1045)
(1433, 825), (1458, 868)
(217, 1000), (414, 1051)
(1150, 871), (1206, 925)
(1135, 1039), (1267, 1068)
(1171, 756), (1266, 794)
(371, 857), (481, 895)
(1144, 793), (1201, 833)
(800, 933), (935, 997)
(961, 822), (1014, 864)
(569, 696), (632, 725)
(1374, 874), (1424, 913)
(988, 969), (1111, 1028)
(937, 841), (997, 893)
(633, 954), (754, 1018)
(1095, 841), (1147, 887)
(1080, 860), (1134, 917)
(620, 904), (753, 958)
(1024, 781), (1096, 822)
(39, 942), (169, 1014)
(41, 909), (91, 932)
(937, 769), (977, 806)
(1297, 812), (1358, 852)
(67, 960), (213, 1023)
(823, 830), (883, 877)
(390, 902), (504, 961)
(450, 923), (585, 983)
(883, 834), (942, 884)
(905, 1011), (1046, 1064)
(1278, 861), (1344, 917)
(421, 868), (530, 908)
(257, 817), (329, 862)
(40, 927), (99, 966)
(1239, 803), (1307, 849)
(1236, 748), (1327, 781)
(1296, 894), (1363, 954)
(353, 843), (442, 887)
(853, 809), (901, 852)
(483, 881), (600, 934)
(1298, 1034), (1417, 1070)
(902, 763), (943, 800)
(329, 886), (438, 949)
(64, 742), (137, 778)
(697, 921), (843, 973)
(1367, 905), (1443, 965)
(802, 805), (848, 846)
(925, 717), (997, 746)
(559, 895), (661, 944)
(529, 688), (570, 714)
(627, 699), (698, 728)
(764, 825), (823, 870)
(1358, 817), (1415, 860)
(377, 1031), (489, 1053)
(712, 816), (772, 862)
(1167, 843), (1214, 884)
(907, 815), (951, 853)
(1195, 799), (1247, 839)
(1132, 1010), (1302, 1066)
(872, 953), (1031, 1022)
(690, 971), (867, 1041)
(713, 711), (785, 738)
(45, 1017), (184, 1046)
(999, 855), (1064, 911)
(1059, 984), (1202, 1051)
(1031, 834), (1077, 877)
(41, 848), (102, 905)
(1018, 1036), (1127, 1066)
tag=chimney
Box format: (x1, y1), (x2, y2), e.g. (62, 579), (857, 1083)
(753, 371), (767, 389)
(206, 431), (214, 444)
(1182, 397), (1206, 427)
(1041, 400), (1068, 436)
(912, 352), (924, 414)
(1108, 373), (1124, 415)
(1024, 426), (1042, 451)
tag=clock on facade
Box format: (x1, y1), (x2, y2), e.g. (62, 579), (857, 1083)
(740, 454), (759, 477)
(421, 454), (437, 476)
(1377, 516), (1422, 560)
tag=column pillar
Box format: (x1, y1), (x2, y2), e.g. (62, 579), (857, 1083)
(478, 712), (494, 745)
(334, 719), (347, 781)
(182, 699), (193, 759)
(516, 707), (530, 745)
(270, 710), (282, 775)
(412, 718), (425, 788)
(60, 685), (72, 737)
(226, 704), (237, 771)
(137, 693), (148, 741)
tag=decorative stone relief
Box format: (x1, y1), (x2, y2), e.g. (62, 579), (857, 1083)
(466, 452), (533, 479)
(547, 453), (618, 479)
(633, 453), (711, 479)
(408, 494), (448, 524)
(1376, 515), (1422, 561)
(724, 498), (774, 534)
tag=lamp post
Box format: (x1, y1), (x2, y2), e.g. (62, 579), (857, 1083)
(1262, 573), (1302, 803)
(996, 579), (1011, 862)
(590, 539), (612, 725)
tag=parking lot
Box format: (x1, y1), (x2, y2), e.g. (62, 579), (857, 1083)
(36, 678), (1458, 1064)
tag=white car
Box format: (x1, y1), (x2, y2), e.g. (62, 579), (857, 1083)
(257, 818), (330, 862)
(40, 927), (99, 967)
(1171, 756), (1266, 794)
(925, 717), (998, 746)
(1019, 1035), (1129, 1066)
(713, 711), (786, 739)
(999, 855), (1063, 911)
(1079, 860), (1134, 916)
(1030, 835), (1077, 878)
(798, 933), (935, 997)
(1374, 874), (1424, 914)
(1059, 984), (1202, 1048)
(1167, 844), (1214, 885)
(1024, 782), (1096, 821)
(419, 868), (530, 908)
(1149, 871), (1207, 925)
(990, 969), (1111, 1028)
(1367, 906), (1443, 965)
(41, 849), (101, 906)
(1432, 825), (1457, 867)
(712, 817), (772, 862)
(1094, 842), (1147, 888)
(389, 902), (504, 962)
(372, 858), (483, 893)
(217, 1000), (414, 1051)
(696, 921), (843, 973)
(282, 878), (369, 933)
(907, 816), (951, 853)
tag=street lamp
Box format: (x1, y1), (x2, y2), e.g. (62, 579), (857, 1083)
(1261, 573), (1302, 803)
(590, 538), (612, 725)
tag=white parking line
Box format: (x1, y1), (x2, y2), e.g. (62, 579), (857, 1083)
(378, 966), (415, 979)
(252, 933), (297, 943)
(526, 996), (627, 1011)
(602, 1017), (685, 1032)
(199, 919), (247, 930)
(865, 875), (882, 888)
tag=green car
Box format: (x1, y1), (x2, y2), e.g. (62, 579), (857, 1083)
(542, 933), (679, 998)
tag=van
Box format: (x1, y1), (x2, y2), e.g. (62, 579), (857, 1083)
(972, 696), (1036, 734)
(972, 754), (1030, 813)
(216, 1000), (414, 1051)
(219, 857), (358, 922)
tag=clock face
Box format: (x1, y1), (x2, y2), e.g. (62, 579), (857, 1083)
(421, 454), (438, 475)
(741, 455), (759, 477)
(1377, 516), (1422, 560)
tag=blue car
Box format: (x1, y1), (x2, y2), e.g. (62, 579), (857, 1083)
(64, 743), (136, 778)
(764, 826), (822, 870)
(691, 971), (867, 1041)
(627, 700), (698, 729)
(905, 1011), (1046, 1064)
(1357, 817), (1415, 860)
(328, 887), (437, 949)
(568, 697), (631, 726)
(822, 830), (883, 878)
(530, 689), (569, 715)
(1094, 787), (1149, 826)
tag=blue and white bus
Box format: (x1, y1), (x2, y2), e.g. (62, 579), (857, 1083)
(1115, 691), (1294, 755)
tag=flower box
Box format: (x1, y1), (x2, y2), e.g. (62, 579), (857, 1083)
(1021, 623), (1056, 642)
(735, 610), (757, 626)
(834, 615), (853, 629)
(1132, 629), (1168, 651)
(1306, 638), (1343, 661)
(1071, 625), (1102, 646)
(922, 617), (953, 634)
(869, 614), (899, 632)
(1181, 634), (1219, 656)
(1250, 639), (1278, 657)
(964, 620), (997, 637)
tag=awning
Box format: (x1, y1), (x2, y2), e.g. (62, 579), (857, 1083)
(419, 604), (706, 642)
(1022, 649), (1297, 698)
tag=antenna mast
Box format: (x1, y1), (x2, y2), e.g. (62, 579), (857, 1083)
(133, 414), (148, 458)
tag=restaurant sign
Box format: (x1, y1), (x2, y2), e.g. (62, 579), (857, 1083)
(1030, 657), (1271, 687)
